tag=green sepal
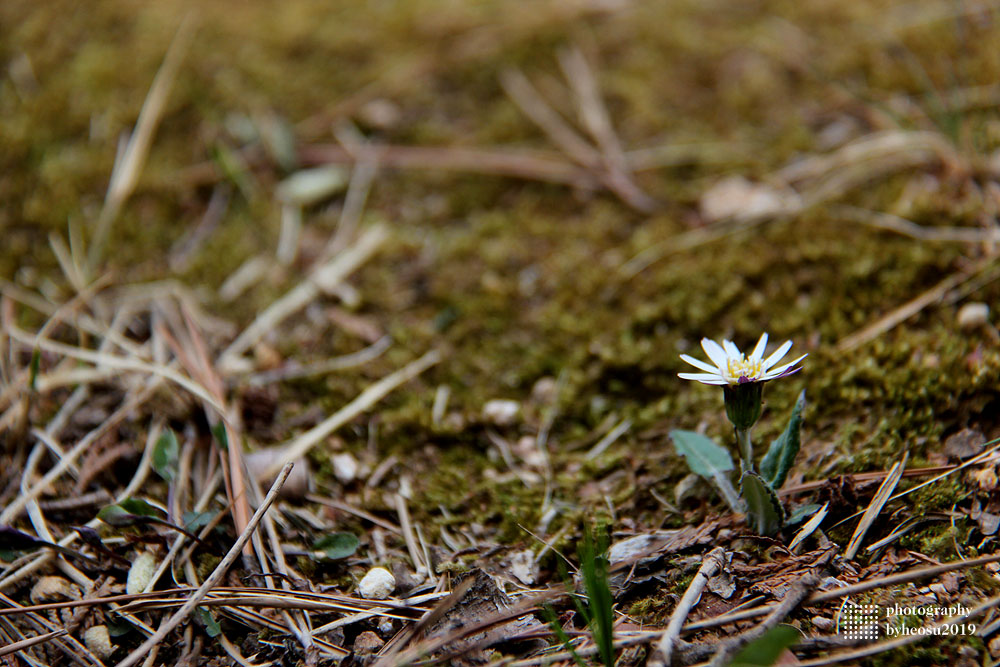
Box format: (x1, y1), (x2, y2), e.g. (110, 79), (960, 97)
(759, 390), (805, 490)
(740, 471), (784, 536)
(723, 382), (763, 430)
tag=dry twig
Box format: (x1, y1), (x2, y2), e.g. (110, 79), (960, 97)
(114, 462), (294, 667)
(649, 546), (726, 667)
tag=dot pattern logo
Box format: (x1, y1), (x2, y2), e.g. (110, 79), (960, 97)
(837, 600), (880, 640)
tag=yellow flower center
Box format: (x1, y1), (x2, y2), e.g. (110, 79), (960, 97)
(726, 355), (762, 382)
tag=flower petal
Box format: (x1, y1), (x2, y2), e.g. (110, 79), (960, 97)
(677, 372), (729, 385)
(763, 353), (807, 378)
(701, 338), (729, 368)
(679, 354), (721, 373)
(750, 332), (768, 361)
(722, 339), (741, 359)
(763, 366), (802, 381)
(761, 340), (793, 370)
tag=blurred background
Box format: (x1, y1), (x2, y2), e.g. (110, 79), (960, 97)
(3, 0), (999, 527)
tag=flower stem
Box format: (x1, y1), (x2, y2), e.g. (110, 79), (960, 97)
(736, 427), (754, 474)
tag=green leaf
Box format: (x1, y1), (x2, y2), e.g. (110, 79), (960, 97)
(730, 625), (800, 666)
(98, 499), (163, 526)
(194, 607), (222, 637)
(106, 620), (133, 637)
(211, 422), (229, 451)
(118, 498), (163, 517)
(577, 527), (615, 667)
(28, 349), (40, 392)
(670, 430), (734, 479)
(97, 505), (137, 527)
(759, 391), (805, 490)
(183, 511), (218, 533)
(313, 533), (360, 560)
(740, 472), (784, 536)
(152, 429), (180, 482)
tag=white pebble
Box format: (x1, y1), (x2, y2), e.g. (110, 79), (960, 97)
(126, 551), (158, 596)
(958, 302), (990, 330)
(482, 399), (520, 426)
(83, 625), (115, 659)
(332, 453), (359, 483)
(358, 567), (396, 600)
(812, 616), (835, 631)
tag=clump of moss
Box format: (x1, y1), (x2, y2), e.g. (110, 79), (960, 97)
(627, 595), (674, 626)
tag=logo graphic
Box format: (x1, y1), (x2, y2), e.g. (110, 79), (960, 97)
(837, 599), (880, 640)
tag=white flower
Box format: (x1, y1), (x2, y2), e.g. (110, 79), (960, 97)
(678, 333), (806, 386)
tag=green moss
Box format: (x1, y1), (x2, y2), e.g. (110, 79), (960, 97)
(899, 525), (962, 560)
(5, 5), (1000, 630)
(908, 477), (970, 514)
(627, 596), (673, 626)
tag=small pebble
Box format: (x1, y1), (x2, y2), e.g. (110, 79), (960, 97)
(331, 453), (359, 483)
(83, 625), (115, 659)
(482, 399), (520, 426)
(358, 99), (401, 129)
(957, 302), (990, 330)
(127, 551), (158, 596)
(354, 630), (384, 655)
(358, 567), (396, 600)
(812, 616), (835, 631)
(530, 377), (558, 404)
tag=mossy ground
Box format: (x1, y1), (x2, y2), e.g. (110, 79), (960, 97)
(3, 1), (1000, 662)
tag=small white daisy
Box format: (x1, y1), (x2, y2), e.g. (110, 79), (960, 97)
(678, 333), (806, 386)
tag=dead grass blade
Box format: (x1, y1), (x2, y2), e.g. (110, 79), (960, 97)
(789, 503), (829, 552)
(557, 47), (657, 212)
(264, 349), (441, 476)
(0, 628), (68, 658)
(5, 325), (225, 413)
(836, 257), (993, 352)
(88, 13), (195, 275)
(500, 67), (602, 171)
(219, 223), (388, 371)
(844, 454), (907, 559)
(374, 586), (563, 667)
(835, 204), (1000, 243)
(683, 549), (1000, 634)
(114, 463), (294, 667)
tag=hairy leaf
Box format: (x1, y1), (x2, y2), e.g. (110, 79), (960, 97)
(740, 472), (784, 536)
(671, 430), (734, 479)
(759, 390), (805, 490)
